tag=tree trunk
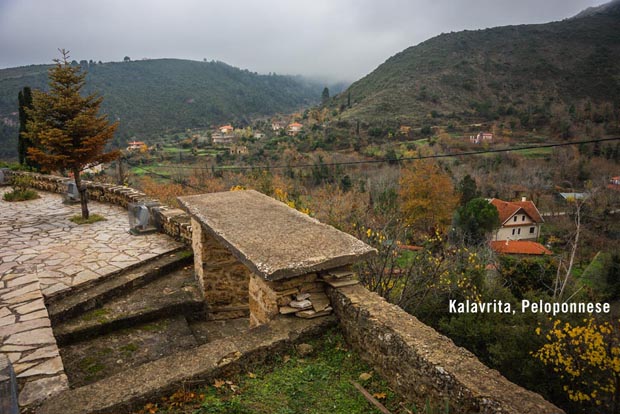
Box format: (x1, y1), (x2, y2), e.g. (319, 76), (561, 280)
(73, 169), (89, 219)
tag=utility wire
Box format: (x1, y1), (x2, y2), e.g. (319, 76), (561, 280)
(138, 136), (620, 172)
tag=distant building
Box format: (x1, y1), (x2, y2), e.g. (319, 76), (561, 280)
(82, 163), (104, 175)
(212, 133), (235, 145)
(287, 122), (303, 136)
(399, 126), (412, 135)
(253, 132), (266, 139)
(609, 176), (620, 191)
(127, 141), (147, 151)
(469, 132), (493, 144)
(490, 197), (544, 242)
(219, 125), (234, 134)
(271, 121), (283, 131)
(557, 192), (590, 203)
(229, 145), (249, 155)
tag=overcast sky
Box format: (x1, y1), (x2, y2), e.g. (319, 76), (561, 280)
(0, 0), (609, 81)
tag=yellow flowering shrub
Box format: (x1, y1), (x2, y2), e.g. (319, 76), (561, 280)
(534, 317), (620, 409)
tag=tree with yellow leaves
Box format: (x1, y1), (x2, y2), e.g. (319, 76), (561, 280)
(398, 160), (458, 236)
(534, 317), (620, 413)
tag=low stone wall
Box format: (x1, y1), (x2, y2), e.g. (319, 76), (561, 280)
(6, 171), (192, 244)
(327, 284), (564, 414)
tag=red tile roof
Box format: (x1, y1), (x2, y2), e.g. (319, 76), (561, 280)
(490, 198), (543, 224)
(490, 240), (552, 255)
(288, 122), (303, 128)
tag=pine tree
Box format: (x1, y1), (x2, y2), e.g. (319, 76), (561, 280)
(17, 87), (33, 166)
(24, 49), (119, 219)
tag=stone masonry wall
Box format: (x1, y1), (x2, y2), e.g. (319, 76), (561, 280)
(191, 218), (250, 319)
(327, 284), (564, 414)
(6, 171), (192, 244)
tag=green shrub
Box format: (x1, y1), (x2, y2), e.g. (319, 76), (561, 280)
(3, 175), (39, 202)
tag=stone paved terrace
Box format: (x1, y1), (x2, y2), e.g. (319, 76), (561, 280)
(178, 190), (376, 281)
(0, 188), (182, 407)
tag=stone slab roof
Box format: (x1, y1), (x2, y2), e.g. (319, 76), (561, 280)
(178, 190), (376, 281)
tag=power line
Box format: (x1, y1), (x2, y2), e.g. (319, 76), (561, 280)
(130, 136), (620, 190)
(140, 136), (620, 172)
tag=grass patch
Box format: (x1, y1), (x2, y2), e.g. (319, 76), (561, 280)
(2, 189), (39, 202)
(120, 343), (139, 356)
(80, 308), (110, 323)
(134, 330), (433, 414)
(69, 214), (106, 225)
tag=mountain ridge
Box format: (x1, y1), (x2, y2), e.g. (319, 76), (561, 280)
(330, 1), (620, 126)
(0, 58), (322, 158)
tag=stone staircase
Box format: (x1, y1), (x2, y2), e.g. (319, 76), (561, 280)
(45, 249), (221, 388)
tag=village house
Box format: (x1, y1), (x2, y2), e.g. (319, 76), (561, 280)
(253, 132), (265, 139)
(469, 132), (493, 144)
(490, 197), (544, 242)
(211, 132), (235, 145)
(271, 121), (283, 131)
(609, 176), (620, 190)
(126, 140), (147, 151)
(219, 124), (234, 134)
(287, 122), (303, 136)
(229, 144), (249, 155)
(488, 198), (550, 256)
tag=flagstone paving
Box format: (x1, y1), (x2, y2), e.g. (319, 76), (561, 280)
(0, 188), (183, 408)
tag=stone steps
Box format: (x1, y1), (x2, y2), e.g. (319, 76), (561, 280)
(59, 315), (200, 388)
(37, 316), (336, 414)
(46, 248), (193, 325)
(53, 266), (205, 345)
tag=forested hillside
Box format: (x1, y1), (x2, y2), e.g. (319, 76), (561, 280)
(330, 1), (620, 125)
(0, 59), (322, 159)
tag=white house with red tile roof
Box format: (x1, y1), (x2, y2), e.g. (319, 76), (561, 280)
(219, 125), (234, 134)
(287, 122), (303, 136)
(489, 197), (544, 242)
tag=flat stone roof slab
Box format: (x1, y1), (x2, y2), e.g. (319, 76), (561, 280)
(178, 190), (376, 281)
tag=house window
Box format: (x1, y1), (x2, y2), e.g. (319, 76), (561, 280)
(513, 216), (517, 222)
(512, 229), (515, 235)
(522, 215), (525, 221)
(518, 228), (521, 235)
(530, 227), (535, 234)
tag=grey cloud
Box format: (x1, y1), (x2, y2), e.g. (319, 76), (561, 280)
(0, 0), (609, 81)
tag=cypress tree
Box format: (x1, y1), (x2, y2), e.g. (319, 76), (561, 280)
(17, 87), (33, 166)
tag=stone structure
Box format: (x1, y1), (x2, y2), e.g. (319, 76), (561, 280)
(0, 185), (181, 409)
(328, 284), (564, 414)
(178, 190), (376, 326)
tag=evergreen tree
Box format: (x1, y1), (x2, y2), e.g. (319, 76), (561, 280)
(457, 174), (480, 206)
(24, 49), (119, 219)
(454, 198), (500, 244)
(17, 87), (33, 166)
(321, 87), (330, 104)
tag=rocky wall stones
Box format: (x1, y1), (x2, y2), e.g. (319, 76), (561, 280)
(327, 284), (564, 414)
(191, 222), (251, 319)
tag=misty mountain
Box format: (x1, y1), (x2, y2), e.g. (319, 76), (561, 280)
(330, 1), (620, 125)
(0, 58), (323, 159)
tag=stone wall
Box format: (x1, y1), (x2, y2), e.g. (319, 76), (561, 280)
(191, 218), (251, 319)
(6, 171), (192, 244)
(327, 284), (564, 414)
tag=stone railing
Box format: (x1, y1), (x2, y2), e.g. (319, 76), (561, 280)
(327, 284), (564, 414)
(5, 171), (192, 244)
